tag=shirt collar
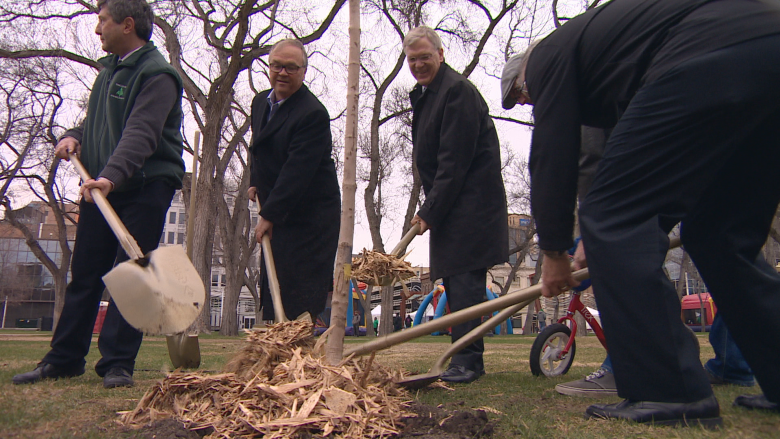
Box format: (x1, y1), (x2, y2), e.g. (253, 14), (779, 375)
(119, 45), (144, 62)
(267, 90), (288, 107)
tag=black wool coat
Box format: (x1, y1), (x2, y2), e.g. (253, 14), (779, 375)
(250, 85), (341, 320)
(410, 63), (509, 280)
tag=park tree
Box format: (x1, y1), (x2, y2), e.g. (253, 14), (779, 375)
(0, 56), (80, 327)
(1, 0), (347, 334)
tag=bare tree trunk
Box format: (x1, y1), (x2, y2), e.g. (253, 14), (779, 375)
(522, 301), (536, 335)
(326, 0), (360, 365)
(380, 285), (395, 336)
(575, 313), (587, 336)
(675, 251), (690, 300)
(522, 253), (543, 335)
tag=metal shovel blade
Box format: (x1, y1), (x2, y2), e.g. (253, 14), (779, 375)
(166, 333), (201, 369)
(103, 245), (205, 335)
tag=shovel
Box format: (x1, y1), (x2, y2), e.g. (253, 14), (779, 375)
(69, 154), (205, 335)
(344, 238), (682, 388)
(255, 198), (312, 324)
(166, 132), (203, 369)
(344, 268), (591, 387)
(369, 223), (421, 286)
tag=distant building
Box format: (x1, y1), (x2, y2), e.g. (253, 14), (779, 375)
(0, 202), (77, 328)
(158, 189), (260, 332)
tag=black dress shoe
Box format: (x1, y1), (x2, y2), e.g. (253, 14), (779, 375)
(103, 367), (134, 388)
(439, 365), (483, 384)
(734, 394), (779, 412)
(585, 395), (722, 429)
(12, 362), (84, 385)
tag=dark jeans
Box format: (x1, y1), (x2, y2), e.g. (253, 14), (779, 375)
(443, 267), (487, 372)
(43, 181), (174, 376)
(580, 35), (780, 403)
(705, 312), (755, 386)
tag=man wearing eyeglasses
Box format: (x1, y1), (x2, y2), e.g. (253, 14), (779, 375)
(405, 26), (508, 384)
(506, 0), (780, 428)
(247, 39), (340, 323)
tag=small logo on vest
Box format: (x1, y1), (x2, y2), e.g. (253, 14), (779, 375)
(111, 83), (127, 100)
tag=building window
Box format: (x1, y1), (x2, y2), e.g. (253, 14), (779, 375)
(169, 211), (177, 224)
(168, 232), (175, 244)
(211, 295), (222, 310)
(177, 233), (184, 244)
(179, 211), (186, 224)
(211, 274), (219, 287)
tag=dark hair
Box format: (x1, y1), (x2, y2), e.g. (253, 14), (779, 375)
(96, 0), (155, 41)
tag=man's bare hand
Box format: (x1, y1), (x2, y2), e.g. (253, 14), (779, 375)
(247, 186), (257, 203)
(55, 137), (81, 160)
(541, 256), (580, 298)
(411, 214), (429, 234)
(255, 217), (273, 243)
(573, 240), (587, 270)
(80, 178), (113, 203)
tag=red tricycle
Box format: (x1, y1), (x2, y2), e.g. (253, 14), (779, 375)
(529, 288), (606, 376)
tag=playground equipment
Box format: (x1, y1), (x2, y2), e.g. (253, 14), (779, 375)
(413, 285), (513, 335)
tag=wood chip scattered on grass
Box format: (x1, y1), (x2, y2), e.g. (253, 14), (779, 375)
(351, 248), (416, 285)
(122, 321), (414, 438)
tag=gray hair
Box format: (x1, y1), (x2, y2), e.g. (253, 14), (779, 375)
(269, 39), (308, 68)
(403, 26), (442, 52)
(516, 40), (541, 84)
(500, 40), (541, 109)
(97, 0), (154, 41)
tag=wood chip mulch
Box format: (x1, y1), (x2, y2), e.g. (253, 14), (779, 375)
(121, 321), (414, 438)
(351, 249), (416, 285)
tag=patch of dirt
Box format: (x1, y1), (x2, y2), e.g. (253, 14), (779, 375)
(122, 402), (493, 439)
(122, 419), (211, 439)
(397, 401), (495, 439)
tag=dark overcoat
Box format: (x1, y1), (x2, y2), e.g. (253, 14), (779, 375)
(250, 85), (340, 320)
(410, 63), (509, 280)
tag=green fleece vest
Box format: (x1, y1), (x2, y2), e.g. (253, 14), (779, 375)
(81, 42), (185, 191)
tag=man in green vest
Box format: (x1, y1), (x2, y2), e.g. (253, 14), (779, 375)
(12, 0), (184, 389)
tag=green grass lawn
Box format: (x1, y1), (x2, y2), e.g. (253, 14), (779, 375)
(0, 330), (778, 438)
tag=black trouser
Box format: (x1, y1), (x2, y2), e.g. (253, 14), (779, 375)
(43, 181), (174, 376)
(580, 34), (780, 404)
(443, 267), (487, 372)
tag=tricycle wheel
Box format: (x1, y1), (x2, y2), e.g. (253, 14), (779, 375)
(530, 323), (575, 377)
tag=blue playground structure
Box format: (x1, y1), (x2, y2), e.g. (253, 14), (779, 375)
(413, 285), (513, 335)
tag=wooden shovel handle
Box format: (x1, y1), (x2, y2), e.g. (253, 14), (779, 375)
(69, 154), (143, 260)
(390, 223), (421, 257)
(255, 199), (288, 323)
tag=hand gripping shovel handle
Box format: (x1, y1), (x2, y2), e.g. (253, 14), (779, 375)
(69, 154), (143, 260)
(255, 198), (288, 323)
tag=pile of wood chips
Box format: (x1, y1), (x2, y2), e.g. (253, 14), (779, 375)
(121, 320), (413, 438)
(351, 248), (416, 285)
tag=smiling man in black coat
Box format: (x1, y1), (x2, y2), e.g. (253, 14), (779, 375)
(248, 39), (340, 322)
(405, 26), (508, 384)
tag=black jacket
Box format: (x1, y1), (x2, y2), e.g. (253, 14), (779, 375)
(249, 85), (340, 225)
(527, 0), (780, 251)
(249, 85), (340, 320)
(410, 63), (508, 280)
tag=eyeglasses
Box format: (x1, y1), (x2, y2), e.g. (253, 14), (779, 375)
(513, 79), (529, 102)
(269, 63), (302, 74)
(407, 53), (434, 64)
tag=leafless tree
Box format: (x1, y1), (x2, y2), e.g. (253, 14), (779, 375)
(1, 0), (348, 334)
(0, 57), (79, 327)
